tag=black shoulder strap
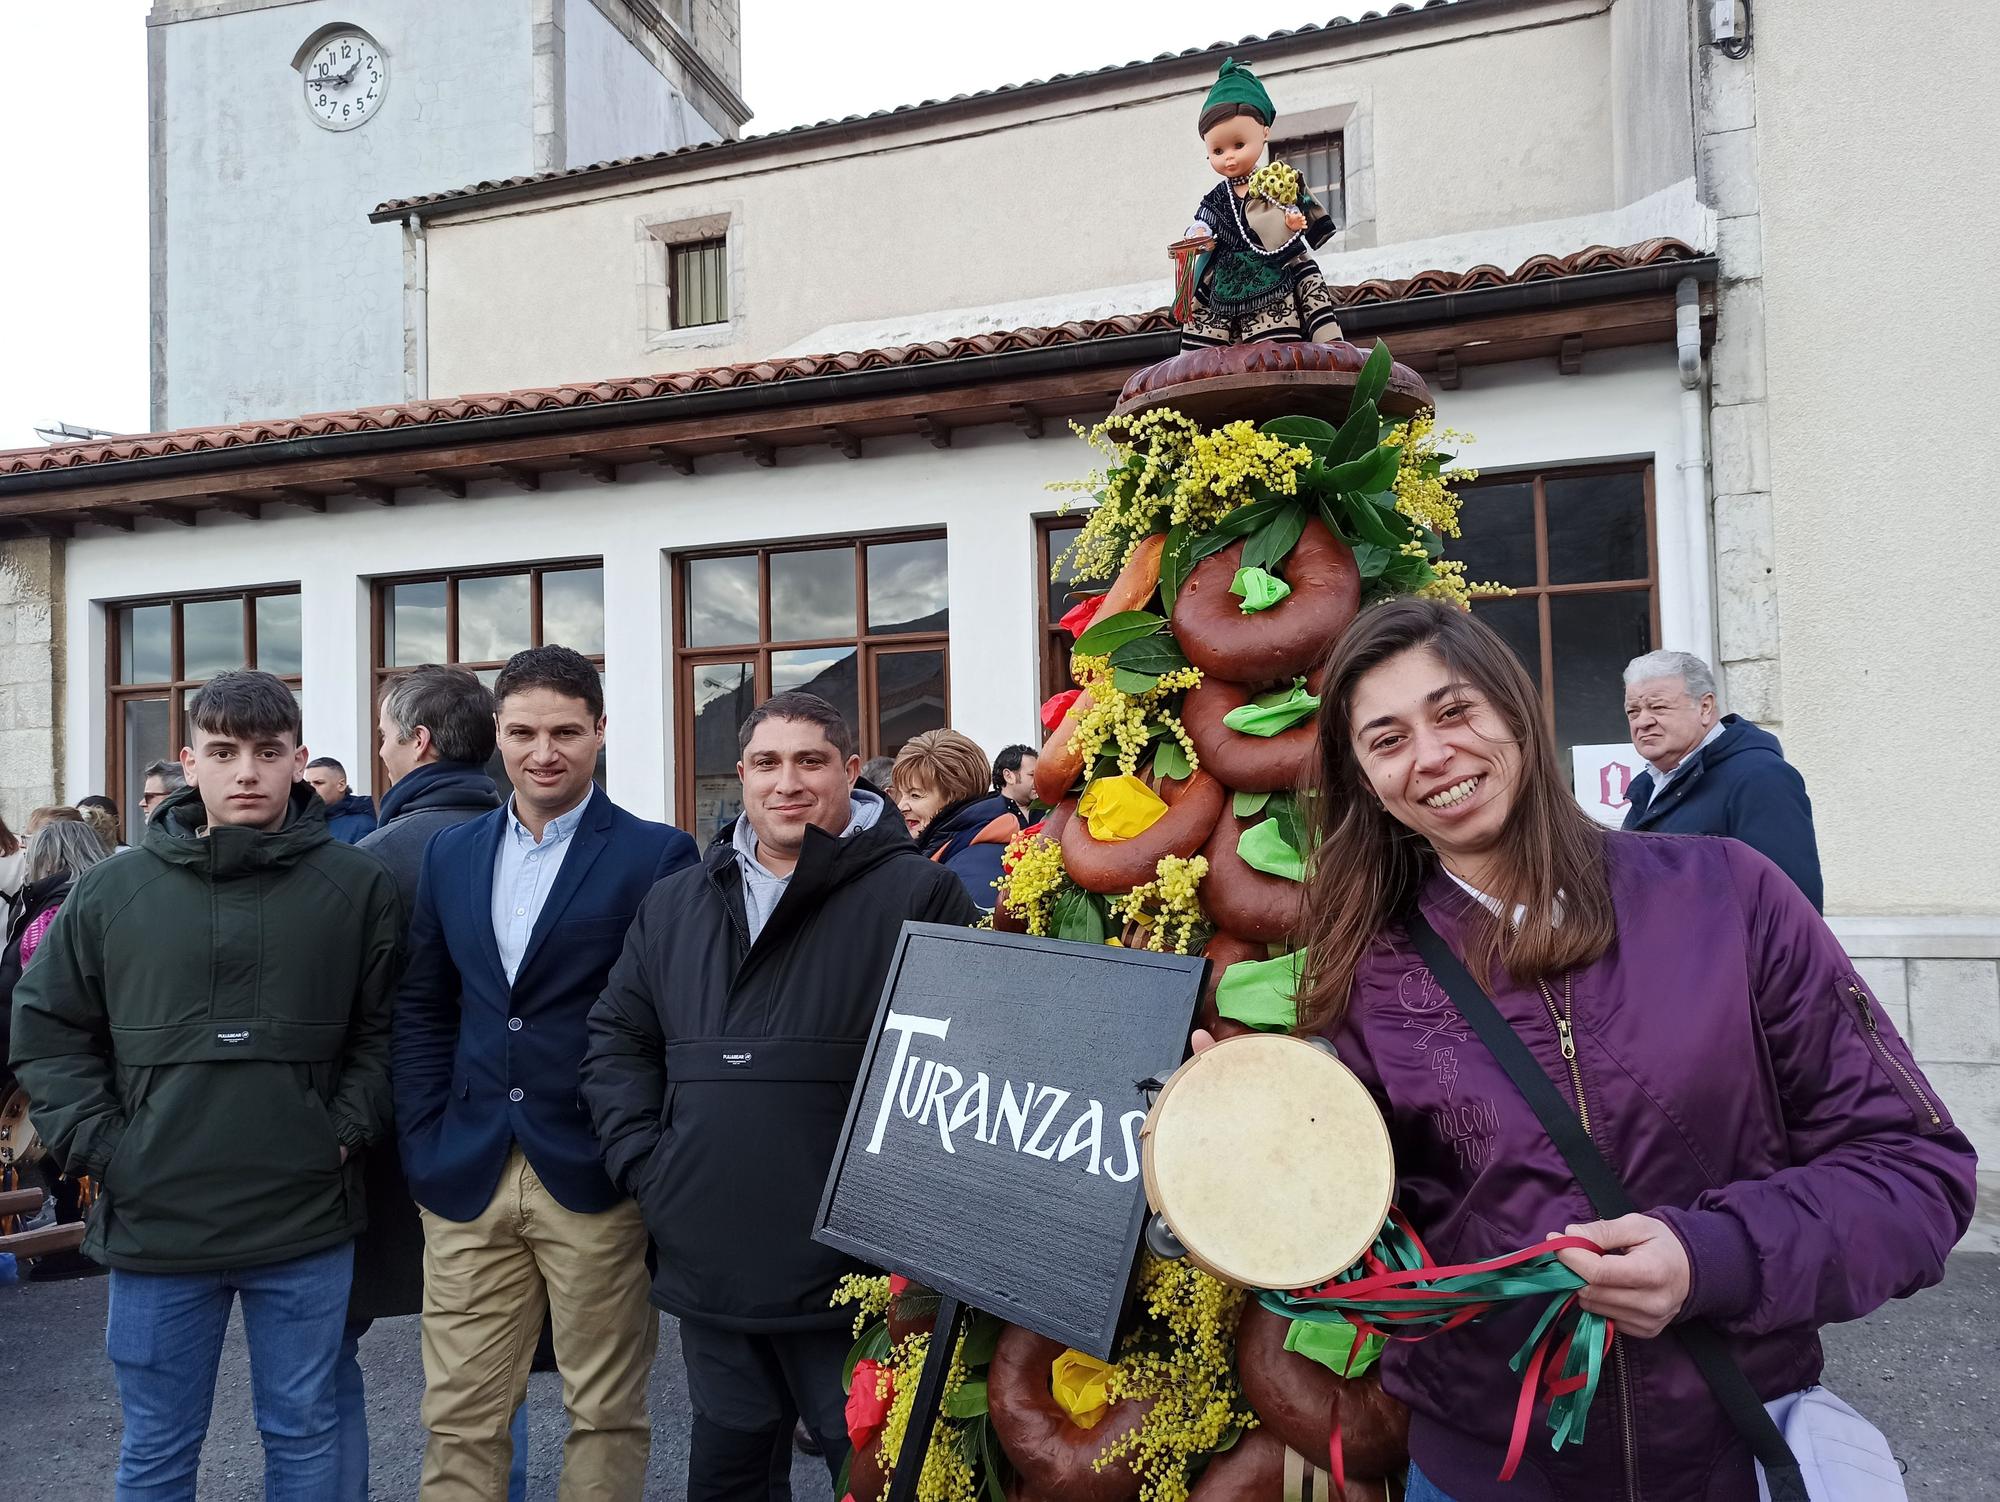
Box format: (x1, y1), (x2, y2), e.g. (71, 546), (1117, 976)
(1405, 910), (1808, 1502)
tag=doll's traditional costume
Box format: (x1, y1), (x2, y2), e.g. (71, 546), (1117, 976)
(1179, 59), (1343, 349)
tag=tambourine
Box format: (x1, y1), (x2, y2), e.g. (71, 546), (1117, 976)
(0, 1085), (44, 1168)
(1140, 1033), (1393, 1291)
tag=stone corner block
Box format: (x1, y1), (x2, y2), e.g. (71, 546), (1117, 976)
(1909, 960), (2000, 1066)
(1852, 957), (1911, 1040)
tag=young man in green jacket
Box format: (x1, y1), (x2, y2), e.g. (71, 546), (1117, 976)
(9, 670), (402, 1500)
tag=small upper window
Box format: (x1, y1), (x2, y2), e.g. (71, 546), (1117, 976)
(1271, 131), (1345, 226)
(670, 237), (729, 330)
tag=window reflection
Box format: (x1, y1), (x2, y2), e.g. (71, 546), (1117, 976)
(876, 650), (946, 752)
(686, 554), (759, 647)
(690, 660), (754, 848)
(866, 538), (948, 635)
(457, 573), (531, 662)
(773, 645), (858, 729)
(769, 550), (855, 642)
(120, 604), (172, 684)
(181, 599), (244, 682)
(543, 568), (605, 656)
(256, 595), (303, 676)
(390, 581), (447, 666)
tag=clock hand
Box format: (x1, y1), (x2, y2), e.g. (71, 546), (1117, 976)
(308, 61), (362, 89)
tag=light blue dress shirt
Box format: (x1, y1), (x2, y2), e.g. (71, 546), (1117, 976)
(491, 785), (593, 985)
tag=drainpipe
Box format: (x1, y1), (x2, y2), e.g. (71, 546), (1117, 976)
(405, 214), (429, 401)
(1675, 277), (1715, 659)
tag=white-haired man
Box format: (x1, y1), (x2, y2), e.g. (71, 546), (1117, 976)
(1621, 649), (1823, 910)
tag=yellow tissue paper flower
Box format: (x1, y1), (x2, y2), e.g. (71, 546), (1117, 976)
(1050, 1348), (1117, 1429)
(1078, 775), (1168, 843)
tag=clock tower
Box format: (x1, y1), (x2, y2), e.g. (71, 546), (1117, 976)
(147, 0), (748, 430)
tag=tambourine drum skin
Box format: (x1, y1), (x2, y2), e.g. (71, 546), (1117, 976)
(1141, 1034), (1393, 1291)
(0, 1086), (44, 1167)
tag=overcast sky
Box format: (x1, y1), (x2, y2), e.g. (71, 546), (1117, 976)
(0, 2), (1355, 449)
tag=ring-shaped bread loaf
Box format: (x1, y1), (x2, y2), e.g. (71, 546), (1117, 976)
(1180, 668), (1325, 794)
(987, 1325), (1148, 1500)
(1198, 810), (1306, 944)
(1185, 1426), (1391, 1501)
(1171, 517), (1360, 683)
(1234, 1302), (1410, 1480)
(1061, 771), (1226, 896)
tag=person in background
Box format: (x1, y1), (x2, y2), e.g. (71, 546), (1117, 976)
(893, 729), (1025, 909)
(858, 755), (897, 796)
(76, 795), (130, 852)
(24, 806), (82, 839)
(394, 645), (697, 1502)
(991, 743), (1039, 821)
(78, 803), (122, 858)
(0, 813), (25, 910)
(582, 691), (979, 1500)
(340, 666), (518, 1502)
(305, 757), (380, 844)
(139, 760), (186, 823)
(1262, 599), (1970, 1501)
(10, 670), (402, 1499)
(0, 817), (114, 1282)
(1619, 649), (1823, 911)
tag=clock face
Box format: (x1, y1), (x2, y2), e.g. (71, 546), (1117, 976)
(301, 30), (386, 131)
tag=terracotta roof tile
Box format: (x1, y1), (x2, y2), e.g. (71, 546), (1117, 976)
(0, 240), (1700, 479)
(371, 3), (1466, 219)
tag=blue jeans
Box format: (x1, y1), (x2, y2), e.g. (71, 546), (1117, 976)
(105, 1241), (353, 1501)
(335, 1318), (529, 1501)
(1405, 1463), (1459, 1502)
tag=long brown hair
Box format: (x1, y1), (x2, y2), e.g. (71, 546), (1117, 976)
(1294, 599), (1615, 1031)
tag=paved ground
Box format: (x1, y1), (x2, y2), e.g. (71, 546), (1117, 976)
(4, 1254), (1996, 1498)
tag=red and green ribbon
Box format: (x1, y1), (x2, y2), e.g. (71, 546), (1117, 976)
(1258, 1209), (1614, 1486)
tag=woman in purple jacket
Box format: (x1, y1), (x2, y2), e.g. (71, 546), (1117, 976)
(1286, 599), (1975, 1501)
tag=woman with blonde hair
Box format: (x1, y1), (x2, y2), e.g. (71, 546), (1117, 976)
(892, 729), (1024, 908)
(1242, 597), (1971, 1501)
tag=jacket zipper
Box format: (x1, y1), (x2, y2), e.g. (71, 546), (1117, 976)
(1538, 975), (1638, 1502)
(1846, 980), (1942, 1126)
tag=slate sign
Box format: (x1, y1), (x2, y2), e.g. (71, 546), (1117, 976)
(812, 922), (1205, 1360)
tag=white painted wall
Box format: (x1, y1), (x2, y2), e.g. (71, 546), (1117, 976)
(423, 0), (1622, 396)
(62, 354), (1689, 826)
(564, 0), (720, 167)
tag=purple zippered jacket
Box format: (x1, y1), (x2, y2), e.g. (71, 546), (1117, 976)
(1325, 833), (1975, 1501)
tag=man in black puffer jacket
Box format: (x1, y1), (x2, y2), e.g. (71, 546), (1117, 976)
(583, 691), (977, 1500)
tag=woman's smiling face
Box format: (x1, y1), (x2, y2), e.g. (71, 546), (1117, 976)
(1346, 644), (1523, 880)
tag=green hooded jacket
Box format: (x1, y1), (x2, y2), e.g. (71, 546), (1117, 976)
(7, 782), (402, 1272)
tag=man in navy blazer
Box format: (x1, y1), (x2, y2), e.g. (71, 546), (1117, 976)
(394, 645), (696, 1502)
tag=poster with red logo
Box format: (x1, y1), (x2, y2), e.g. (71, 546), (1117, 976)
(1571, 743), (1640, 827)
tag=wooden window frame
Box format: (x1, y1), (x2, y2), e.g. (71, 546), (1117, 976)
(668, 235), (729, 330)
(1460, 462), (1660, 744)
(1270, 129), (1346, 225)
(1035, 514), (1091, 706)
(105, 585), (304, 832)
(368, 559), (606, 785)
(670, 530), (949, 833)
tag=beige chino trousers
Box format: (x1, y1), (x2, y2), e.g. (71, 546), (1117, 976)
(418, 1146), (657, 1502)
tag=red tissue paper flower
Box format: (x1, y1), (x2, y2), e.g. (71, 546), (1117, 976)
(847, 1359), (894, 1453)
(888, 1274), (910, 1298)
(1040, 688), (1083, 733)
(1058, 594), (1106, 638)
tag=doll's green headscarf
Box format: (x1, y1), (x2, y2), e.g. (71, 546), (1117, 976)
(1199, 57), (1275, 133)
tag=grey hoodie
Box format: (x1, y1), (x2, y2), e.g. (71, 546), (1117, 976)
(729, 789), (885, 943)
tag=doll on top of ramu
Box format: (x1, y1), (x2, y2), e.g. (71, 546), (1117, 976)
(1176, 57), (1343, 351)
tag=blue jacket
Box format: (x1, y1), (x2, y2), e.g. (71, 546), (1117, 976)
(915, 792), (1022, 909)
(324, 791), (378, 844)
(393, 790), (698, 1219)
(1622, 715), (1824, 911)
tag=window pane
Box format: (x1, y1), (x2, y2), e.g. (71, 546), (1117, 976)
(1454, 483), (1536, 587)
(389, 581), (447, 666)
(122, 697), (170, 842)
(671, 238), (728, 329)
(1471, 596), (1541, 692)
(866, 538), (948, 635)
(1044, 522), (1087, 625)
(1546, 473), (1648, 585)
(181, 598), (245, 682)
(769, 549), (856, 642)
(686, 554), (759, 647)
(119, 604), (172, 684)
(457, 573), (531, 663)
(690, 660), (755, 848)
(876, 650), (947, 754)
(772, 646), (858, 736)
(255, 594), (302, 676)
(542, 567), (606, 656)
(1550, 591), (1654, 758)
